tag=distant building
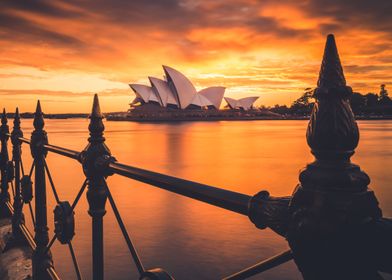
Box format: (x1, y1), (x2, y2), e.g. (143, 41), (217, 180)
(224, 97), (259, 110)
(129, 66), (259, 111)
(130, 65), (225, 110)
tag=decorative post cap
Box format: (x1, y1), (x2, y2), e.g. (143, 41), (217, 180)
(31, 100), (48, 158)
(306, 34), (359, 160)
(317, 34), (346, 89)
(1, 109), (6, 124)
(33, 100), (45, 131)
(88, 94), (105, 144)
(91, 94), (102, 118)
(14, 107), (20, 128)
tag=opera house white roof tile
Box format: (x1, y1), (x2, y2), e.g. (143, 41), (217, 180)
(190, 93), (213, 107)
(224, 96), (259, 110)
(163, 65), (197, 109)
(198, 86), (225, 109)
(129, 84), (156, 103)
(129, 65), (259, 111)
(148, 77), (178, 107)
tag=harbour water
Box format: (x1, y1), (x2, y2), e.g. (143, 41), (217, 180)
(17, 119), (392, 279)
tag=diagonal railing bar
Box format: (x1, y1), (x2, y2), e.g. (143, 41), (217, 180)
(71, 179), (88, 211)
(44, 178), (88, 280)
(29, 162), (35, 177)
(223, 249), (293, 280)
(103, 181), (145, 275)
(68, 242), (82, 280)
(20, 156), (25, 176)
(28, 162), (36, 226)
(43, 158), (61, 204)
(10, 181), (15, 197)
(20, 153), (36, 226)
(45, 234), (57, 253)
(45, 178), (88, 254)
(28, 201), (36, 226)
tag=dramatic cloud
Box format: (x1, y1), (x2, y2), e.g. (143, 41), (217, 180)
(0, 0), (391, 112)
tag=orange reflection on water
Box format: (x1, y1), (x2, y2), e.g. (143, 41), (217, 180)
(17, 119), (392, 280)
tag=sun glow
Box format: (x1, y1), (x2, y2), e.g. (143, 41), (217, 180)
(0, 0), (391, 113)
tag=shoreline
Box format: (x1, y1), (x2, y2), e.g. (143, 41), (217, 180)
(105, 114), (392, 122)
(4, 113), (392, 122)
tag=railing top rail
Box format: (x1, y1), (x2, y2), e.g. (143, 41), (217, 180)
(17, 134), (251, 215)
(107, 161), (251, 215)
(43, 143), (80, 160)
(18, 135), (80, 160)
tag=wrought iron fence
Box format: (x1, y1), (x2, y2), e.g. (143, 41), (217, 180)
(1, 34), (391, 280)
(0, 95), (292, 280)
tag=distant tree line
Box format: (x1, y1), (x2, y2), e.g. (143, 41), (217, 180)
(268, 84), (392, 116)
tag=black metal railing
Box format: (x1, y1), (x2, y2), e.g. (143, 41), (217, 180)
(0, 94), (292, 280)
(2, 35), (391, 280)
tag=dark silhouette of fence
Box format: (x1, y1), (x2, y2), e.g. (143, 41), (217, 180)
(0, 34), (391, 280)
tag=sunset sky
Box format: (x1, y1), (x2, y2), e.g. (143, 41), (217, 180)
(0, 0), (391, 113)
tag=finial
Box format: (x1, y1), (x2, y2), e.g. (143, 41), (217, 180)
(307, 34), (358, 160)
(88, 94), (105, 144)
(314, 34), (352, 100)
(14, 107), (20, 129)
(33, 100), (45, 131)
(317, 34), (346, 88)
(91, 94), (103, 118)
(36, 100), (42, 114)
(1, 108), (7, 125)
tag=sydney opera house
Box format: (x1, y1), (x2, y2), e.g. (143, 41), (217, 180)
(129, 65), (259, 111)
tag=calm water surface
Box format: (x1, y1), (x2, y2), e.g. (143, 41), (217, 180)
(17, 119), (392, 280)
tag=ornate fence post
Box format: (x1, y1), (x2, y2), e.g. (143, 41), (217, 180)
(31, 101), (53, 279)
(0, 109), (10, 214)
(11, 108), (24, 238)
(286, 34), (389, 279)
(81, 94), (111, 280)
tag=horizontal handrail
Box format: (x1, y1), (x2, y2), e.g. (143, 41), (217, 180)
(44, 144), (80, 160)
(19, 136), (81, 160)
(108, 162), (251, 215)
(19, 136), (30, 144)
(19, 135), (251, 215)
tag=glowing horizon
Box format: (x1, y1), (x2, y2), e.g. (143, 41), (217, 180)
(0, 0), (391, 113)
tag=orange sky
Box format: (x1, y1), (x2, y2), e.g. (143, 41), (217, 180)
(0, 0), (391, 113)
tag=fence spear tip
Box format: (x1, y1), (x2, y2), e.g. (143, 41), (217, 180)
(36, 100), (42, 114)
(91, 94), (102, 118)
(1, 108), (7, 124)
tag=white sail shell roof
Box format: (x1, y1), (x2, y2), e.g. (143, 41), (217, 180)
(148, 77), (178, 107)
(224, 96), (259, 110)
(163, 65), (197, 109)
(198, 86), (225, 109)
(224, 97), (238, 109)
(129, 84), (161, 104)
(190, 94), (213, 107)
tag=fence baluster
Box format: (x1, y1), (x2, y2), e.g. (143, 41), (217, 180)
(81, 94), (111, 280)
(31, 101), (53, 279)
(0, 109), (10, 214)
(11, 108), (24, 238)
